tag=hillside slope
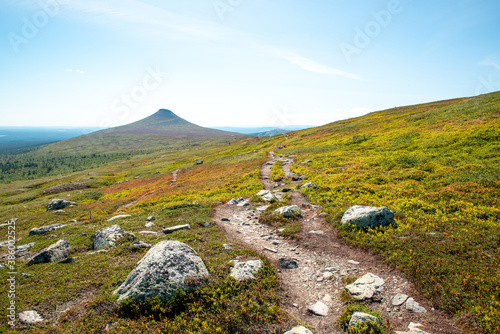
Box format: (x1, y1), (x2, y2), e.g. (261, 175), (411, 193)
(39, 109), (246, 154)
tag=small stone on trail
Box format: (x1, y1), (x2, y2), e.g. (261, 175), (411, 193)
(307, 301), (328, 316)
(392, 293), (409, 306)
(280, 258), (298, 269)
(395, 322), (431, 334)
(405, 297), (426, 313)
(221, 218), (230, 222)
(264, 247), (278, 253)
(283, 325), (313, 334)
(344, 273), (385, 301)
(348, 260), (360, 265)
(308, 230), (324, 235)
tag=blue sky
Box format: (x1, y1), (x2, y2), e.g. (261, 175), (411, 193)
(1, 0), (499, 128)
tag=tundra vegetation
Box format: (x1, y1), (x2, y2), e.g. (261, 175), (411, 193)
(0, 92), (499, 333)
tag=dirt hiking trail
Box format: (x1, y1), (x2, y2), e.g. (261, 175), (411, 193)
(214, 152), (462, 334)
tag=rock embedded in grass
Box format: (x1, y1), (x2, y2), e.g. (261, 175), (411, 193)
(162, 224), (191, 234)
(230, 259), (264, 281)
(18, 310), (44, 324)
(114, 240), (210, 302)
(93, 225), (125, 250)
(107, 215), (131, 222)
(28, 239), (70, 265)
(46, 199), (76, 211)
(273, 205), (303, 218)
(341, 205), (396, 229)
(348, 312), (381, 330)
(29, 223), (65, 236)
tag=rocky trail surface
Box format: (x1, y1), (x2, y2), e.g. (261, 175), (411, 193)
(214, 152), (462, 334)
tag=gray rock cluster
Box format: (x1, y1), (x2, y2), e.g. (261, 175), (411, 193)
(256, 190), (278, 202)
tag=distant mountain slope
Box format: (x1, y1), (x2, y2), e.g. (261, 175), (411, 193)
(250, 128), (291, 137)
(40, 109), (247, 154)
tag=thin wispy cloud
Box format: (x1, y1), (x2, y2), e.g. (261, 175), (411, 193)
(479, 56), (500, 71)
(66, 69), (85, 74)
(55, 0), (360, 80)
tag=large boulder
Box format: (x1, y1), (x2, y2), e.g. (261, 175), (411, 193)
(273, 205), (303, 218)
(46, 199), (76, 211)
(93, 225), (125, 250)
(29, 223), (65, 236)
(230, 259), (264, 281)
(345, 273), (385, 300)
(341, 205), (395, 229)
(114, 241), (210, 302)
(28, 239), (70, 265)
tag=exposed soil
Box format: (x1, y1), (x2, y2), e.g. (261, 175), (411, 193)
(214, 152), (463, 334)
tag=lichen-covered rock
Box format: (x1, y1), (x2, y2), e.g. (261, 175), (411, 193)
(345, 273), (385, 300)
(28, 239), (70, 265)
(93, 225), (125, 250)
(273, 205), (303, 218)
(29, 223), (65, 236)
(349, 312), (381, 330)
(114, 241), (209, 302)
(341, 205), (395, 228)
(405, 297), (427, 313)
(46, 199), (76, 211)
(230, 259), (264, 281)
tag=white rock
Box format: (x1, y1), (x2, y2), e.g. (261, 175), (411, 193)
(392, 293), (409, 306)
(283, 325), (313, 334)
(307, 301), (328, 316)
(406, 297), (426, 313)
(107, 215), (131, 222)
(347, 260), (360, 265)
(396, 322), (431, 334)
(345, 273), (385, 300)
(18, 310), (44, 324)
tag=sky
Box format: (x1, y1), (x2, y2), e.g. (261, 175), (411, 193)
(1, 0), (500, 129)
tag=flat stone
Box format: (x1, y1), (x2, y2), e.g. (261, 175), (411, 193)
(46, 199), (76, 211)
(227, 199), (238, 205)
(237, 201), (250, 207)
(406, 297), (426, 313)
(29, 223), (65, 236)
(309, 230), (324, 235)
(162, 224), (191, 234)
(230, 259), (264, 281)
(347, 260), (360, 265)
(139, 231), (158, 235)
(131, 241), (152, 248)
(18, 310), (44, 324)
(223, 244), (234, 250)
(144, 222), (155, 228)
(392, 293), (409, 306)
(307, 301), (328, 316)
(221, 218), (230, 222)
(107, 215), (131, 222)
(264, 247), (278, 253)
(146, 216), (155, 222)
